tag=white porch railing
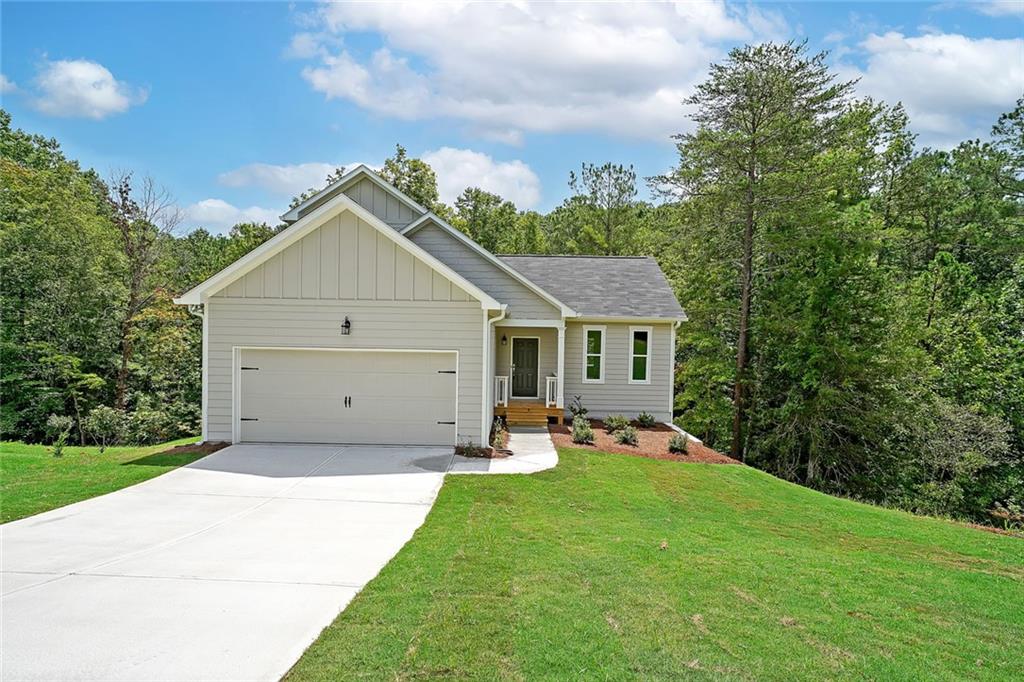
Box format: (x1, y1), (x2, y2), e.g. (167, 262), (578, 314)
(494, 375), (509, 407)
(545, 376), (557, 407)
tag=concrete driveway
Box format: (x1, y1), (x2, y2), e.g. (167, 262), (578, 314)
(1, 444), (453, 681)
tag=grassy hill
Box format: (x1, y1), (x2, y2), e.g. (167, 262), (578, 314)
(289, 448), (1024, 681)
(0, 438), (206, 523)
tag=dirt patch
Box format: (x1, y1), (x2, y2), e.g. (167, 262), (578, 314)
(166, 441), (228, 456)
(548, 420), (737, 464)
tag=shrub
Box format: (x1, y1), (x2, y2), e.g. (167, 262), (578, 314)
(84, 405), (125, 453)
(668, 433), (689, 454)
(490, 417), (508, 449)
(615, 425), (639, 446)
(455, 438), (491, 458)
(571, 416), (594, 444)
(45, 414), (74, 458)
(637, 412), (657, 428)
(125, 405), (175, 445)
(569, 395), (588, 419)
(604, 414), (630, 433)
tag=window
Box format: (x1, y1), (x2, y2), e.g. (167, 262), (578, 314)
(583, 326), (605, 383)
(629, 326), (652, 384)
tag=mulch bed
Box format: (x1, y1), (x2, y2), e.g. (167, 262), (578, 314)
(167, 441), (230, 456)
(549, 419), (737, 464)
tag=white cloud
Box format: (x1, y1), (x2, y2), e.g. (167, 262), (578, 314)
(0, 74), (17, 94)
(295, 1), (781, 142)
(422, 147), (541, 208)
(185, 199), (281, 233)
(974, 1), (1024, 17)
(841, 32), (1023, 144)
(218, 162), (339, 196)
(31, 59), (147, 119)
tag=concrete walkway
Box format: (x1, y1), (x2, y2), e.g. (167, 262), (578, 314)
(1, 444), (452, 682)
(449, 426), (558, 474)
(1, 431), (558, 681)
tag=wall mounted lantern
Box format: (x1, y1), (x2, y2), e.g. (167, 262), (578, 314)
(341, 316), (352, 335)
(501, 334), (508, 346)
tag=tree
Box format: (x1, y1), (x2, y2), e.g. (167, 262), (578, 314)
(289, 165), (347, 210)
(83, 405), (125, 453)
(546, 163), (641, 255)
(379, 144), (439, 209)
(106, 172), (182, 410)
(454, 187), (518, 252)
(659, 41), (855, 461)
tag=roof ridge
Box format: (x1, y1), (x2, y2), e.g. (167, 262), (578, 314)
(497, 254), (651, 259)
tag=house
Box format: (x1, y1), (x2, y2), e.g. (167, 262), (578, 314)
(173, 166), (686, 446)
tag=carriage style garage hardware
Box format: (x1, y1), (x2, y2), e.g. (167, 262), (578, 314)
(340, 316), (352, 335)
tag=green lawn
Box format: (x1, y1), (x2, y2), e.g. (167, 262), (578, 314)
(0, 437), (205, 523)
(289, 448), (1024, 681)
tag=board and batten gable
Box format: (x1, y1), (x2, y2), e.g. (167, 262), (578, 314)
(205, 208), (485, 445)
(563, 321), (674, 422)
(408, 221), (561, 320)
(296, 176), (420, 229)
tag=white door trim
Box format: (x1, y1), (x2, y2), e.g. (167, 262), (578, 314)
(509, 336), (541, 399)
(231, 346), (459, 445)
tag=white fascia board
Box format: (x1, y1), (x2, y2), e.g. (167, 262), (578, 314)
(280, 164), (428, 223)
(174, 192), (501, 310)
(401, 213), (578, 318)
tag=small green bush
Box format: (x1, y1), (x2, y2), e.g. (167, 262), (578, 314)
(615, 425), (639, 446)
(604, 415), (630, 433)
(84, 405), (125, 453)
(46, 414), (74, 458)
(572, 416), (594, 444)
(490, 417), (508, 449)
(668, 433), (688, 454)
(637, 412), (657, 428)
(569, 395), (588, 419)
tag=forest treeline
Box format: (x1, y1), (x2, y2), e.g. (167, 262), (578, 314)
(2, 43), (1021, 527)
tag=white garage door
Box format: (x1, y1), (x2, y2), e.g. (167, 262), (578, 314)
(237, 349), (457, 445)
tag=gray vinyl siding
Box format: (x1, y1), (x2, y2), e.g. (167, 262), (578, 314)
(494, 326), (558, 396)
(298, 177), (421, 229)
(205, 208), (485, 445)
(213, 213), (472, 303)
(408, 222), (560, 320)
(563, 321), (674, 422)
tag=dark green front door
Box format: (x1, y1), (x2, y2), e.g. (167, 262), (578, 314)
(511, 338), (539, 397)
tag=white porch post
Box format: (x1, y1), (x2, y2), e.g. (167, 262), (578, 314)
(556, 321), (565, 409)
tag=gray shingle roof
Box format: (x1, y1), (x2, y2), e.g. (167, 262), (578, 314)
(498, 255), (686, 320)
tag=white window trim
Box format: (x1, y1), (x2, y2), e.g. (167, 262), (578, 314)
(582, 325), (606, 384)
(628, 326), (653, 385)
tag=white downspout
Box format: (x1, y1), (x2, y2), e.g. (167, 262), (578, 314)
(482, 305), (508, 442)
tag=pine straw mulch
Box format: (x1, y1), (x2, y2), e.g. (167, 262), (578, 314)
(548, 420), (737, 464)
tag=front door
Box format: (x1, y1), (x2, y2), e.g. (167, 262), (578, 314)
(510, 337), (539, 398)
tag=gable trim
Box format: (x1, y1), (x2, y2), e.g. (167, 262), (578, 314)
(173, 192), (501, 309)
(401, 213), (577, 317)
(281, 164), (427, 223)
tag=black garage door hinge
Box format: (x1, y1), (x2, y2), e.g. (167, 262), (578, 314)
(437, 370), (456, 374)
(240, 417), (259, 422)
(241, 366), (260, 371)
(436, 421), (455, 425)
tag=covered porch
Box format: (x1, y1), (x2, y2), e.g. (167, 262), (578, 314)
(491, 321), (565, 426)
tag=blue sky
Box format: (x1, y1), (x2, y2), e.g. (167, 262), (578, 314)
(2, 1), (1021, 232)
